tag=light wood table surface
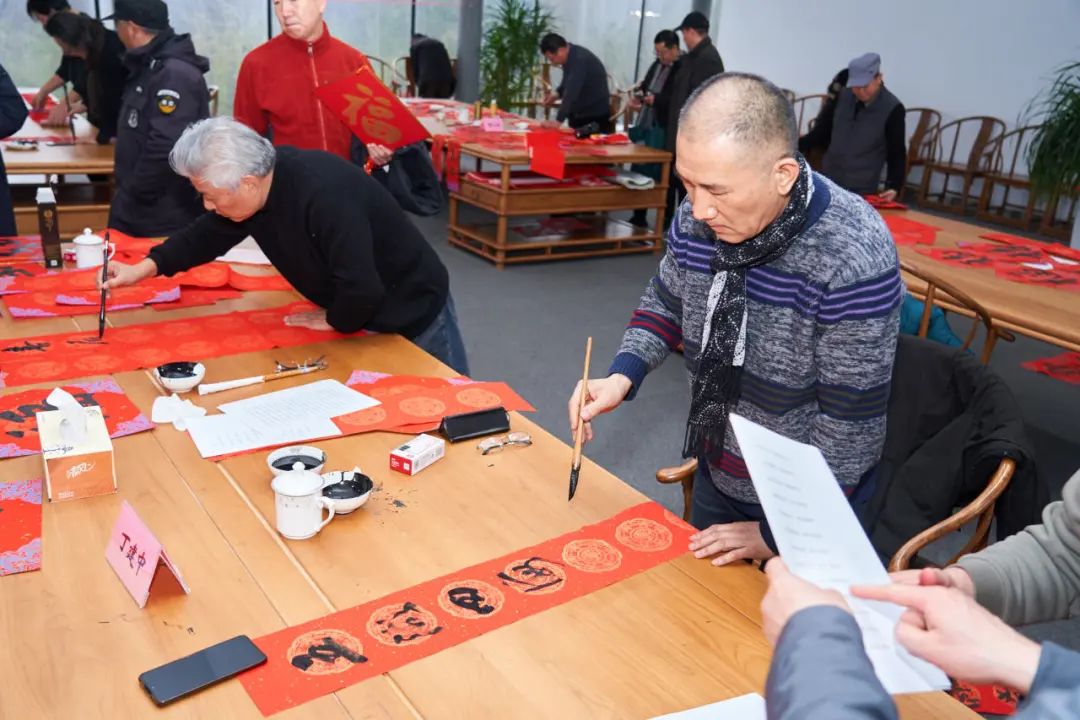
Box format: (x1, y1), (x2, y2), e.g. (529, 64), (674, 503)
(0, 285), (976, 718)
(4, 108), (115, 177)
(891, 209), (1080, 353)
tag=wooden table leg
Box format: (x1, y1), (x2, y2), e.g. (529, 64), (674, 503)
(654, 162), (671, 252)
(495, 215), (508, 269)
(448, 193), (459, 245)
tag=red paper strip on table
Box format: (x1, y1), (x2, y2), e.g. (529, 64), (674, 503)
(994, 264), (1080, 291)
(1021, 352), (1080, 385)
(21, 92), (57, 124)
(0, 378), (153, 458)
(961, 242), (1048, 263)
(913, 247), (994, 268)
(315, 66), (431, 151)
(950, 679), (1019, 716)
(150, 288), (243, 311)
(978, 231), (1080, 263)
(239, 501), (695, 715)
(227, 268), (294, 292)
(526, 130), (566, 179)
(0, 302), (351, 389)
(863, 195), (908, 210)
(882, 215), (939, 245)
(0, 478), (42, 577)
(0, 236), (44, 266)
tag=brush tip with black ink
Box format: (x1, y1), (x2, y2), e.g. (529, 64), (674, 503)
(568, 466), (580, 501)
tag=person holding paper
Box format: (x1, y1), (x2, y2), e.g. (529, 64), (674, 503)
(233, 0), (391, 167)
(762, 559), (1080, 718)
(568, 73), (901, 566)
(99, 117), (469, 375)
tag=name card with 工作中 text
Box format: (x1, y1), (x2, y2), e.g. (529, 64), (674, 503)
(105, 501), (190, 608)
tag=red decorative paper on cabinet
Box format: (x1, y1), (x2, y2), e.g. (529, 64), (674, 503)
(239, 501), (695, 715)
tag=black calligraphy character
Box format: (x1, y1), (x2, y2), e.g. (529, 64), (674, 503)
(126, 543), (139, 568)
(290, 637), (368, 671)
(498, 557), (564, 593)
(136, 552), (147, 576)
(119, 532), (131, 552)
(2, 340), (50, 353)
(67, 337), (106, 346)
(0, 266), (33, 279)
(447, 586), (496, 616)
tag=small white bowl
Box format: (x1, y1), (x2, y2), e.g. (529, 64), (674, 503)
(267, 445), (326, 476)
(321, 469), (374, 515)
(153, 362), (206, 393)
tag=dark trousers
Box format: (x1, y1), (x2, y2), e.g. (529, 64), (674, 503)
(568, 114), (615, 134)
(691, 460), (880, 556)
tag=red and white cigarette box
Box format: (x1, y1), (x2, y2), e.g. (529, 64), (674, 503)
(389, 434), (445, 476)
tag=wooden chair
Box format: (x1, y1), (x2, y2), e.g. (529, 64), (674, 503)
(654, 456), (1016, 571)
(207, 85), (219, 117)
(1038, 191), (1079, 241)
(975, 125), (1041, 230)
(918, 115), (1005, 214)
(903, 107), (941, 198)
(367, 55), (409, 95)
(899, 259), (1015, 364)
(791, 93), (827, 136)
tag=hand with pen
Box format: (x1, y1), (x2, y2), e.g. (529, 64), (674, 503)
(98, 258), (158, 292)
(567, 374), (633, 444)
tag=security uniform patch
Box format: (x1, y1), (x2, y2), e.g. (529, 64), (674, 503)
(156, 89), (180, 115)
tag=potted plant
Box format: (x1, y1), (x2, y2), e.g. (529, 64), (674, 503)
(479, 0), (555, 113)
(1025, 60), (1080, 248)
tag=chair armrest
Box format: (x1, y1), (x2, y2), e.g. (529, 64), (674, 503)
(656, 459), (698, 484)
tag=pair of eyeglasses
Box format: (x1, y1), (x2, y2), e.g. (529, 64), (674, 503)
(477, 432), (533, 455)
(275, 355), (327, 372)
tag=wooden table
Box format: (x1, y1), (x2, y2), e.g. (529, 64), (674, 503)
(890, 209), (1080, 353)
(0, 290), (976, 718)
(413, 101), (671, 268)
(3, 89), (116, 236)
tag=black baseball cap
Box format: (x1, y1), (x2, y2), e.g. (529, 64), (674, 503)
(677, 11), (709, 32)
(104, 0), (170, 31)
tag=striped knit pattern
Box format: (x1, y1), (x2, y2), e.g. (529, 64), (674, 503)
(610, 173), (902, 502)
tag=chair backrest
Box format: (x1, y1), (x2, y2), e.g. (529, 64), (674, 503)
(207, 85), (219, 117)
(932, 115), (1006, 172)
(900, 259), (1001, 363)
(905, 107), (941, 168)
(368, 55), (409, 95)
(985, 124), (1041, 179)
(791, 93), (827, 136)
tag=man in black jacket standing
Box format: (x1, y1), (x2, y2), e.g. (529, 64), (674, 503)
(101, 117), (469, 375)
(665, 11), (724, 218)
(409, 34), (455, 99)
(0, 61), (30, 236)
(107, 0), (210, 236)
(539, 33), (612, 133)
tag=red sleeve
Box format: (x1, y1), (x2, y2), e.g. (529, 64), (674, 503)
(233, 53), (267, 135)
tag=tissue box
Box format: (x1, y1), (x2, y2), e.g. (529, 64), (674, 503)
(389, 434), (445, 476)
(37, 406), (117, 502)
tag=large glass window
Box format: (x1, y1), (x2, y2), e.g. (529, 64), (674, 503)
(0, 0), (91, 92)
(324, 0), (412, 89)
(635, 0), (693, 88)
(542, 0), (644, 91)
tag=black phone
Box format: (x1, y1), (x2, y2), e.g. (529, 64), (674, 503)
(439, 406), (510, 442)
(138, 635), (267, 706)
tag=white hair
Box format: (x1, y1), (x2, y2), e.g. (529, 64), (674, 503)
(169, 116), (276, 191)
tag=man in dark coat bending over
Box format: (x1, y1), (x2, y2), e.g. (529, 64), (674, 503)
(101, 116), (469, 375)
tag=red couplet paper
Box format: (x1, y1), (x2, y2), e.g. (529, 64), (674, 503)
(0, 378), (153, 458)
(882, 215), (939, 245)
(1021, 352), (1080, 385)
(0, 302), (351, 389)
(950, 679), (1019, 716)
(21, 92), (57, 124)
(316, 66), (431, 151)
(239, 501), (695, 715)
(913, 247), (994, 269)
(994, 264), (1080, 291)
(0, 236), (45, 266)
(961, 242), (1048, 263)
(0, 478), (43, 577)
(104, 501), (190, 608)
(526, 130), (566, 179)
(863, 195), (908, 210)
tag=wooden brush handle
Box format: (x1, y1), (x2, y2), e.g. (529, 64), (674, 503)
(572, 337), (593, 466)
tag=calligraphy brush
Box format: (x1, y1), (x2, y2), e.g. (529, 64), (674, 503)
(197, 359), (328, 395)
(62, 82), (77, 145)
(569, 336), (592, 501)
(98, 229), (109, 339)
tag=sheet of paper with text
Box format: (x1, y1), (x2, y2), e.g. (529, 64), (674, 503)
(729, 414), (950, 695)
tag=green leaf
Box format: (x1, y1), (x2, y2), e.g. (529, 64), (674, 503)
(1024, 60), (1080, 198)
(480, 0), (556, 110)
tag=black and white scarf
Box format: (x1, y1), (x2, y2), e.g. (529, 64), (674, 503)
(683, 154), (813, 459)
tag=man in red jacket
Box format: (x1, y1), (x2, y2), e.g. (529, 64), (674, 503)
(234, 0), (390, 165)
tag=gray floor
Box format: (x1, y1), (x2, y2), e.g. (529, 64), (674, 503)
(412, 203), (1080, 649)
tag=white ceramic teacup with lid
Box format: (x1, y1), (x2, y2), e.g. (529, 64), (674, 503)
(271, 461), (336, 540)
(73, 228), (115, 269)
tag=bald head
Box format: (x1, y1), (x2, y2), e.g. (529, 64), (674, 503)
(679, 72), (797, 165)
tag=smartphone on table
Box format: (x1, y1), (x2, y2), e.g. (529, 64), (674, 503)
(139, 635), (267, 706)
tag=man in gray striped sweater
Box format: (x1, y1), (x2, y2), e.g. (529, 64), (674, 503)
(569, 72), (901, 566)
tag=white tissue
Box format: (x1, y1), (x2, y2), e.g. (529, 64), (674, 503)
(152, 394), (208, 431)
(46, 387), (88, 445)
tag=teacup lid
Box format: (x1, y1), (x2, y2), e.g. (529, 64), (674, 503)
(271, 461), (324, 497)
(74, 228), (104, 245)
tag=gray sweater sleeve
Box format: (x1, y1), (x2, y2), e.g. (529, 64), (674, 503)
(956, 468), (1080, 626)
(1016, 643), (1080, 720)
(766, 606), (898, 720)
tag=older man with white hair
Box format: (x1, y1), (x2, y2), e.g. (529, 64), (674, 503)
(569, 73), (901, 565)
(101, 117), (468, 374)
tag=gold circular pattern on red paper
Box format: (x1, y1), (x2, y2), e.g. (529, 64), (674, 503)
(286, 629), (365, 676)
(265, 328), (317, 346)
(614, 518), (673, 552)
(337, 405), (388, 431)
(437, 579), (506, 620)
(398, 396), (447, 420)
(248, 309), (285, 327)
(174, 340), (220, 358)
(129, 348), (173, 367)
(165, 321), (202, 337)
(455, 387), (502, 409)
(204, 315), (249, 332)
(366, 602), (443, 647)
(561, 539), (623, 573)
(663, 509), (693, 531)
(370, 383), (427, 400)
(13, 360), (67, 381)
(110, 327), (157, 345)
(31, 291), (58, 307)
(498, 557), (567, 595)
(74, 355), (124, 374)
(226, 333), (269, 352)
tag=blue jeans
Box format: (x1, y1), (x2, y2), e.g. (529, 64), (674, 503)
(412, 294), (470, 376)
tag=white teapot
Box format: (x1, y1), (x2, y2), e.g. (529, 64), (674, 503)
(271, 461), (336, 540)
